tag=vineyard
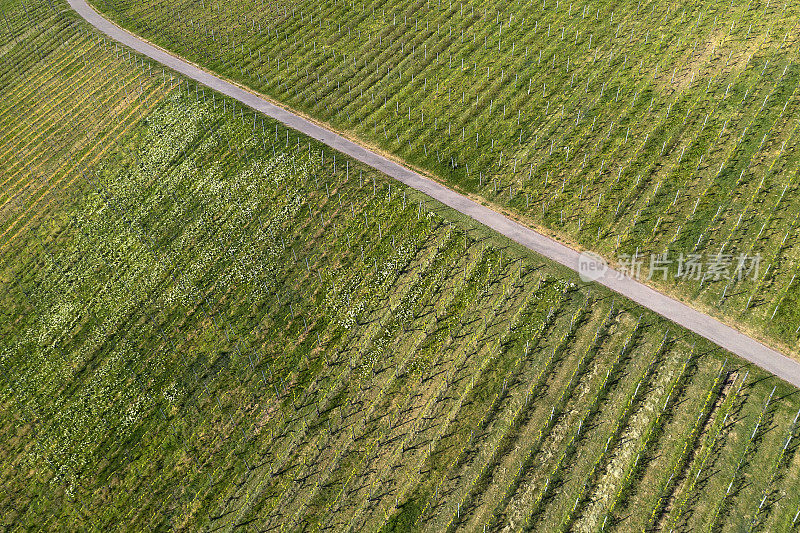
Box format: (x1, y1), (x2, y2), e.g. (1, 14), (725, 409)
(3, 0), (800, 531)
(0, 0), (175, 253)
(89, 0), (800, 354)
(4, 85), (800, 532)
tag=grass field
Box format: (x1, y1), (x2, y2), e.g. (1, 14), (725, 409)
(88, 0), (800, 355)
(4, 0), (800, 530)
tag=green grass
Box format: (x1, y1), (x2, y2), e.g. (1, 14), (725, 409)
(0, 0), (176, 251)
(3, 1), (800, 530)
(88, 0), (800, 355)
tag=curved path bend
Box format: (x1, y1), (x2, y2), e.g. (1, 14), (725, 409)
(69, 0), (800, 387)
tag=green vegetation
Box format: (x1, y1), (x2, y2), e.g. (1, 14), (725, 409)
(3, 0), (800, 530)
(91, 0), (800, 354)
(4, 82), (800, 529)
(0, 0), (175, 250)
